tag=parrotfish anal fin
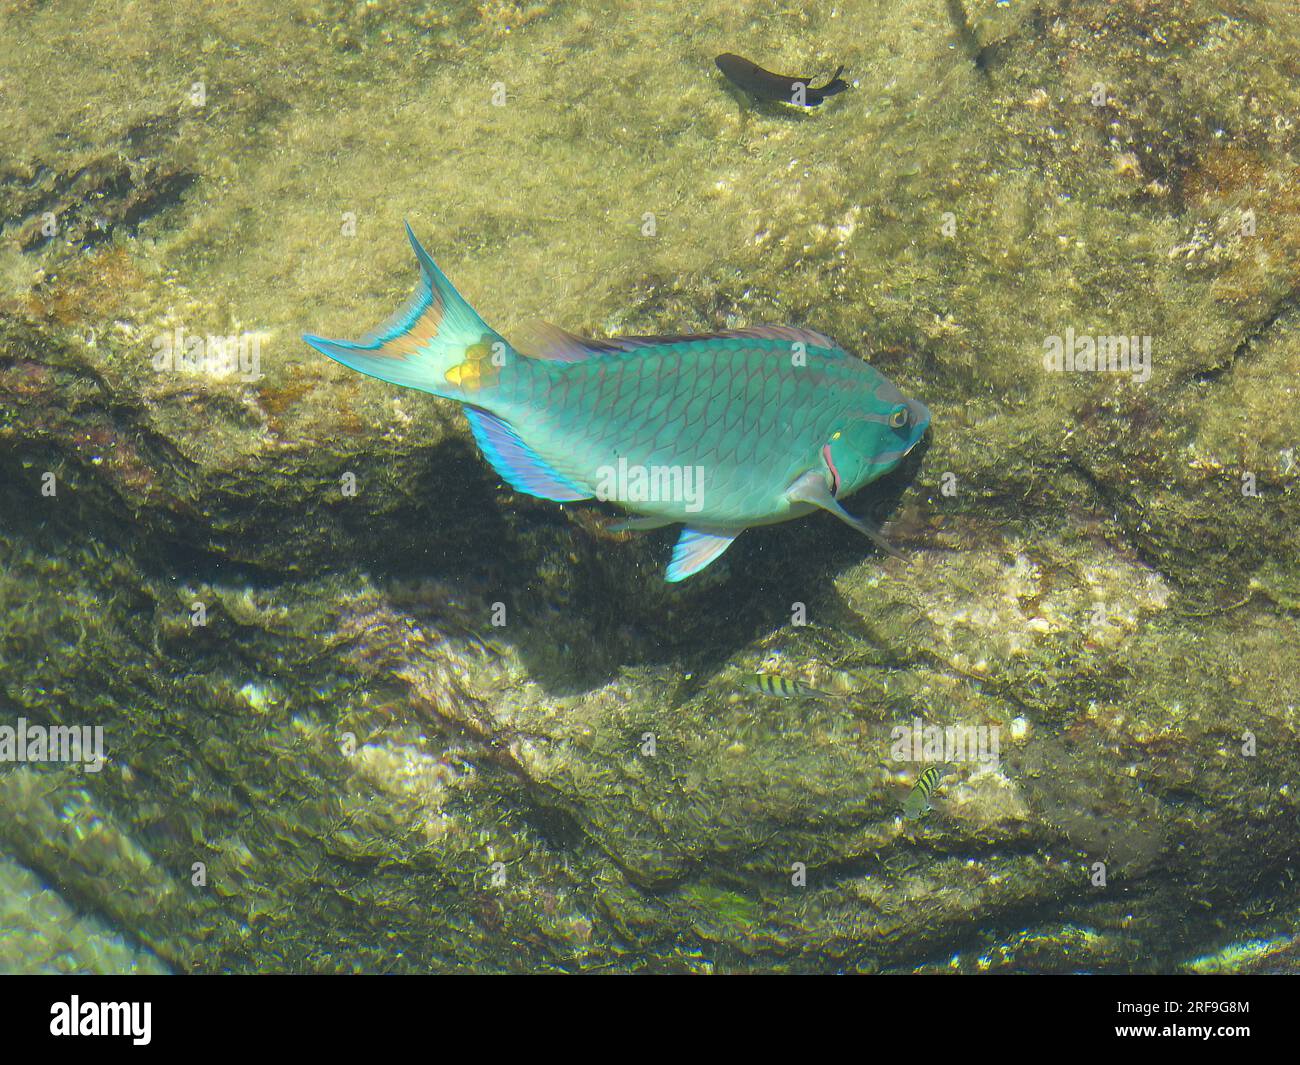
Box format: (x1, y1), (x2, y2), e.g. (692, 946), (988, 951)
(303, 222), (508, 400)
(463, 406), (592, 502)
(513, 322), (842, 362)
(786, 470), (904, 560)
(608, 514), (675, 533)
(666, 527), (740, 582)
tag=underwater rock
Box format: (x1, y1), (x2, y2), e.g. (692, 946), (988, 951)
(1, 0), (1299, 972)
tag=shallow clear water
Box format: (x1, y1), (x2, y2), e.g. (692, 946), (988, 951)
(1, 0), (1299, 974)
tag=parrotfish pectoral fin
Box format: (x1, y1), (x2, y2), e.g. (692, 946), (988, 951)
(463, 406), (592, 502)
(786, 470), (904, 560)
(302, 222), (508, 400)
(666, 527), (740, 582)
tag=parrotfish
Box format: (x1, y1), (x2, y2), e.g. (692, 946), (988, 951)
(741, 673), (841, 700)
(303, 225), (929, 581)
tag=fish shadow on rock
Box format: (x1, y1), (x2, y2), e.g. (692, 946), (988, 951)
(500, 431), (932, 692)
(365, 429), (931, 695)
(350, 434), (522, 580)
(719, 82), (824, 123)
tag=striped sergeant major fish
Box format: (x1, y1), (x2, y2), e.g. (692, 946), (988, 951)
(741, 673), (841, 700)
(900, 764), (947, 820)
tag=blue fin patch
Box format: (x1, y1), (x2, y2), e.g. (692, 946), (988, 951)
(666, 527), (740, 582)
(463, 406), (592, 502)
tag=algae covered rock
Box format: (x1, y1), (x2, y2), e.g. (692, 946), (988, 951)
(2, 0), (1299, 972)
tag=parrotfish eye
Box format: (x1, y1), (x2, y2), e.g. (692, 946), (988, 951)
(888, 405), (909, 429)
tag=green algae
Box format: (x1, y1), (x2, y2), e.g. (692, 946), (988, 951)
(1187, 935), (1293, 975)
(1, 0), (1300, 973)
(678, 884), (762, 937)
(0, 855), (169, 975)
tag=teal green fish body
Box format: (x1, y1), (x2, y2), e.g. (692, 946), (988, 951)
(304, 226), (929, 580)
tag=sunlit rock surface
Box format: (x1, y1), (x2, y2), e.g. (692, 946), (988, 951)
(1, 0), (1298, 971)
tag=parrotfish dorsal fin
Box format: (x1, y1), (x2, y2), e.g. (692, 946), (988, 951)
(608, 324), (842, 352)
(513, 322), (843, 362)
(463, 406), (592, 502)
(666, 527), (740, 582)
(512, 322), (625, 362)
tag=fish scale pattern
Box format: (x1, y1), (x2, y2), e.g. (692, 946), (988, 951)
(491, 337), (894, 525)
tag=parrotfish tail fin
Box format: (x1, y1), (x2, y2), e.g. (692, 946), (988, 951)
(303, 222), (510, 401)
(786, 470), (904, 560)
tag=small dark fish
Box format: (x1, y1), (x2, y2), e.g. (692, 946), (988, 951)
(742, 673), (841, 700)
(715, 53), (850, 107)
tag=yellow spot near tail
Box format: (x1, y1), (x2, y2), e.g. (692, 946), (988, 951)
(445, 337), (502, 392)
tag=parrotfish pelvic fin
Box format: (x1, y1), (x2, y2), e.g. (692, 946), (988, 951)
(786, 469), (904, 560)
(666, 526), (740, 582)
(302, 222), (510, 400)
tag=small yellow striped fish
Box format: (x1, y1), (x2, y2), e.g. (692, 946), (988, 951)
(900, 764), (946, 820)
(741, 673), (840, 699)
